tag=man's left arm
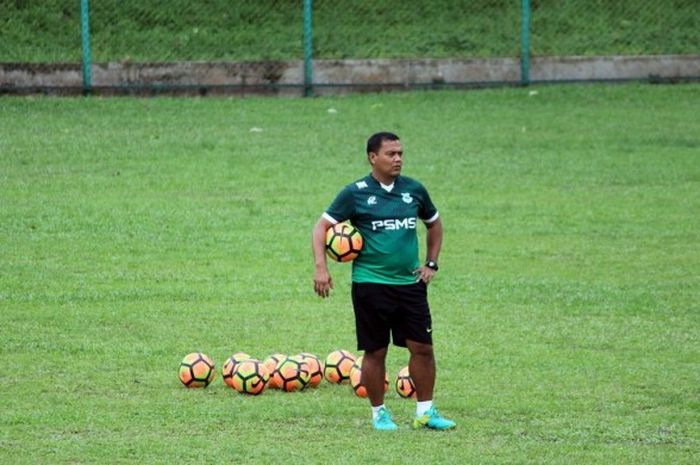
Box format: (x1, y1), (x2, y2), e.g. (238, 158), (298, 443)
(415, 217), (443, 284)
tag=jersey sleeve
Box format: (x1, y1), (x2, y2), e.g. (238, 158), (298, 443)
(324, 185), (355, 223)
(418, 183), (439, 223)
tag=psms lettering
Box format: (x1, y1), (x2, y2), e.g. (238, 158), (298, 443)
(371, 218), (417, 231)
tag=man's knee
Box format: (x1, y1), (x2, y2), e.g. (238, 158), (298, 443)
(364, 346), (388, 361)
(407, 340), (434, 358)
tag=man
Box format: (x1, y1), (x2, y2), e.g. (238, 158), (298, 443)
(311, 131), (456, 431)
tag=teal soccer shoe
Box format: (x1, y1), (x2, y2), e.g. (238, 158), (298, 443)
(412, 406), (456, 430)
(373, 407), (398, 431)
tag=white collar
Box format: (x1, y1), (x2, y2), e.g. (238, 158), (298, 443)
(379, 181), (394, 192)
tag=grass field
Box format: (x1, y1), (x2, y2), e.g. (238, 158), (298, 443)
(1, 0), (699, 61)
(1, 83), (699, 464)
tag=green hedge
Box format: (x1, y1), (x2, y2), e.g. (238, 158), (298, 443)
(0, 0), (698, 62)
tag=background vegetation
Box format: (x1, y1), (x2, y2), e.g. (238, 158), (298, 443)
(1, 0), (698, 62)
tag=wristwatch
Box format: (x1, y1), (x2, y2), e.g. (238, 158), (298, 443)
(425, 260), (439, 271)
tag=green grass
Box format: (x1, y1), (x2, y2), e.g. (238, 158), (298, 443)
(1, 0), (698, 61)
(1, 83), (699, 464)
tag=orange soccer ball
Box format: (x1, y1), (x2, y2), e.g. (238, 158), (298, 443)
(178, 352), (216, 388)
(323, 349), (356, 384)
(395, 365), (417, 399)
(325, 223), (363, 262)
(230, 359), (269, 395)
(271, 355), (311, 392)
(262, 353), (287, 389)
(298, 352), (324, 388)
(222, 352), (252, 389)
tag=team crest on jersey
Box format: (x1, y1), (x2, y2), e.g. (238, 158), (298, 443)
(401, 193), (413, 204)
(367, 195), (377, 206)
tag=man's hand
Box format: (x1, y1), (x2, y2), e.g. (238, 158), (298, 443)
(312, 216), (336, 298)
(314, 268), (334, 298)
(413, 265), (437, 284)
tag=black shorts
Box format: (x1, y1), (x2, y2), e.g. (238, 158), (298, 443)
(351, 281), (433, 351)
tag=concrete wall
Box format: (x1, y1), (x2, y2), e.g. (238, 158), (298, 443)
(1, 55), (698, 96)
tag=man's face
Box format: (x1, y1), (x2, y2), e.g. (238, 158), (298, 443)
(370, 139), (403, 180)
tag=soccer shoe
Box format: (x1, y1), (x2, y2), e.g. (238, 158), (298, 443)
(412, 406), (456, 430)
(372, 407), (398, 431)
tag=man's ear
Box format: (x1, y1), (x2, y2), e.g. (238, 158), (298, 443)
(368, 152), (376, 165)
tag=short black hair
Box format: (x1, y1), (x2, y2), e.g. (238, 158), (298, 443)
(366, 132), (400, 155)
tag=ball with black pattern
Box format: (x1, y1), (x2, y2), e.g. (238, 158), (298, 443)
(325, 223), (363, 262)
(323, 349), (356, 384)
(230, 359), (269, 395)
(222, 352), (251, 389)
(395, 365), (416, 399)
(178, 352), (216, 388)
(272, 355), (311, 392)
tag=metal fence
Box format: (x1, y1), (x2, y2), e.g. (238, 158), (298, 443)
(1, 0), (698, 95)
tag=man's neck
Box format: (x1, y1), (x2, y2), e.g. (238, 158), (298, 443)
(371, 173), (398, 186)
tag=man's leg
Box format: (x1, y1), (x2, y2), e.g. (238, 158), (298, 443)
(361, 346), (389, 406)
(406, 339), (455, 430)
(406, 339), (435, 401)
(362, 346), (397, 430)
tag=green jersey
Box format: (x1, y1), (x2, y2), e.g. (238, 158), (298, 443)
(324, 174), (439, 285)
